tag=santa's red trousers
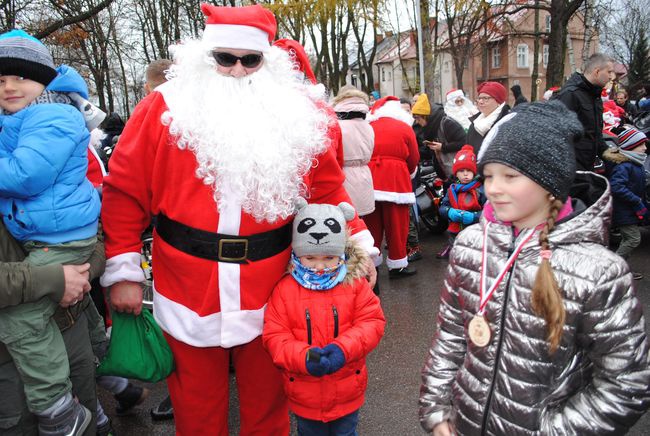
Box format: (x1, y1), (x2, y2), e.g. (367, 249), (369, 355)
(165, 334), (289, 435)
(364, 201), (410, 268)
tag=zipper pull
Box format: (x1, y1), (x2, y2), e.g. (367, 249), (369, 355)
(332, 305), (339, 338)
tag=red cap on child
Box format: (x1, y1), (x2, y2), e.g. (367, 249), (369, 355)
(452, 145), (477, 175)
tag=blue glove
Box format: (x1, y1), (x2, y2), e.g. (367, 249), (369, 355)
(305, 347), (331, 377)
(447, 208), (463, 223)
(461, 211), (475, 225)
(322, 344), (346, 374)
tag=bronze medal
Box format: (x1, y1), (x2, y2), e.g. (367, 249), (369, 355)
(468, 314), (491, 347)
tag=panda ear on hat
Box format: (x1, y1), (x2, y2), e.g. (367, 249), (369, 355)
(294, 197), (308, 212)
(337, 202), (355, 221)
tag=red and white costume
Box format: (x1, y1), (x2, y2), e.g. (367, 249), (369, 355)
(100, 5), (374, 435)
(365, 97), (419, 269)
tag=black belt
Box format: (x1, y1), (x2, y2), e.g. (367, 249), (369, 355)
(155, 213), (292, 264)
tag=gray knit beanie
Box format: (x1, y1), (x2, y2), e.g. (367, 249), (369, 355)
(477, 100), (582, 200)
(292, 198), (355, 257)
(0, 29), (57, 86)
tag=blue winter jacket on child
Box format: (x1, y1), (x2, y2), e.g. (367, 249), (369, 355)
(0, 65), (100, 243)
(604, 148), (648, 227)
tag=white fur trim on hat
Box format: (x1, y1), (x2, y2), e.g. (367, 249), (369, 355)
(446, 89), (464, 102)
(203, 24), (271, 53)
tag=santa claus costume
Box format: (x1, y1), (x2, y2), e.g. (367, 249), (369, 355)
(366, 97), (420, 277)
(100, 4), (375, 435)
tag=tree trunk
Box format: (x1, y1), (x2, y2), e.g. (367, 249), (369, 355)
(531, 0), (540, 101)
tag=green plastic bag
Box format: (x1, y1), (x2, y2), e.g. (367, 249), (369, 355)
(97, 309), (174, 382)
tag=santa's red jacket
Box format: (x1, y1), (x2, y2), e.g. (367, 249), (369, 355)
(100, 86), (375, 348)
(368, 115), (419, 204)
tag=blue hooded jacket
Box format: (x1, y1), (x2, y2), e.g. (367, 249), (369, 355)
(0, 65), (100, 243)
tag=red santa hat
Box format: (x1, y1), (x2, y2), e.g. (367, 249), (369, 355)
(543, 86), (560, 101)
(601, 88), (610, 101)
(370, 96), (400, 114)
(273, 39), (317, 84)
(477, 81), (507, 104)
(452, 145), (477, 175)
(200, 3), (276, 53)
(446, 89), (465, 102)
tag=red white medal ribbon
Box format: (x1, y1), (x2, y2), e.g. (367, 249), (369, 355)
(478, 222), (536, 315)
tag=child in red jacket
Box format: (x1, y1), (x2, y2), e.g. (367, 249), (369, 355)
(263, 199), (386, 435)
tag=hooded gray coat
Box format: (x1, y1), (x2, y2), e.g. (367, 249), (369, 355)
(420, 172), (650, 435)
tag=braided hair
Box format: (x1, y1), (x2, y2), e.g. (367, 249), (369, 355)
(531, 198), (565, 354)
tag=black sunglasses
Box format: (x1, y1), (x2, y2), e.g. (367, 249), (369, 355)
(212, 51), (263, 68)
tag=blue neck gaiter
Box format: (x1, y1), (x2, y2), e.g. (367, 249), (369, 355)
(290, 252), (347, 291)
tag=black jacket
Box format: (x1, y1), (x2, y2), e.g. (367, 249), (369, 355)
(465, 104), (511, 155)
(414, 104), (466, 170)
(552, 72), (606, 171)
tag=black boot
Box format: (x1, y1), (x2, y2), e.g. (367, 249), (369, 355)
(150, 395), (174, 421)
(388, 265), (417, 279)
(115, 383), (149, 415)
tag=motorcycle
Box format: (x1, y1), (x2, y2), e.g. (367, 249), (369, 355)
(415, 162), (447, 234)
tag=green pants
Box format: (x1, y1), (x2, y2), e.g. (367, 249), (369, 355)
(0, 237), (96, 413)
(0, 309), (97, 435)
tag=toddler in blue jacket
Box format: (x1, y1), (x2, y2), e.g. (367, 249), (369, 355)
(603, 126), (649, 280)
(0, 30), (101, 434)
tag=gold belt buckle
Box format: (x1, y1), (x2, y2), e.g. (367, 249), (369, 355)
(218, 239), (249, 262)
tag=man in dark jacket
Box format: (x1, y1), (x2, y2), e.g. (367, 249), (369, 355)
(553, 53), (614, 171)
(0, 221), (105, 435)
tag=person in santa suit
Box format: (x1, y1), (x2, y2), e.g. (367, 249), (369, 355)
(99, 4), (377, 435)
(366, 96), (420, 278)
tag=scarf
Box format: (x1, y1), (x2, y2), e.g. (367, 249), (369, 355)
(620, 149), (647, 167)
(290, 252), (347, 291)
(473, 103), (506, 136)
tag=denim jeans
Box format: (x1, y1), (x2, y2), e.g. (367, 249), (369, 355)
(296, 410), (359, 436)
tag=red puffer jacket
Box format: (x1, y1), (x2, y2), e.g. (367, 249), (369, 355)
(263, 245), (385, 422)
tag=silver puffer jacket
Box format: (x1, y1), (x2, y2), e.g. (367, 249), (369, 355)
(420, 173), (650, 435)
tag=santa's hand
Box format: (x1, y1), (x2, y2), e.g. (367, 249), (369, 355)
(110, 281), (143, 315)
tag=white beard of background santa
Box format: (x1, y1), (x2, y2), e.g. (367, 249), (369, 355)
(161, 40), (331, 223)
(444, 89), (478, 130)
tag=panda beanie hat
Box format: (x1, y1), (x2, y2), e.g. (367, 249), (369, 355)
(292, 199), (356, 257)
(0, 29), (57, 86)
(477, 101), (582, 201)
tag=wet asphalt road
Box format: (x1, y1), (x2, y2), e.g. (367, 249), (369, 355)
(101, 229), (650, 435)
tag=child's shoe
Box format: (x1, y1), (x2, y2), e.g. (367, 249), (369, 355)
(97, 418), (117, 436)
(632, 272), (643, 280)
(150, 395), (174, 421)
(407, 245), (423, 262)
(436, 245), (451, 259)
(115, 383), (149, 415)
(38, 401), (91, 436)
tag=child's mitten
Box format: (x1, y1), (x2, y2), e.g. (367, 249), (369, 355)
(461, 212), (475, 225)
(322, 344), (346, 374)
(447, 208), (463, 223)
(634, 203), (648, 221)
(305, 347), (331, 376)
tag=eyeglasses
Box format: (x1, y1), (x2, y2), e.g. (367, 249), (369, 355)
(212, 51), (263, 68)
(476, 96), (494, 103)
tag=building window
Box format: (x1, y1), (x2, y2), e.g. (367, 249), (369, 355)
(545, 15), (551, 33)
(388, 70), (392, 81)
(543, 45), (549, 68)
(381, 68), (385, 82)
(517, 44), (529, 68)
(492, 47), (501, 69)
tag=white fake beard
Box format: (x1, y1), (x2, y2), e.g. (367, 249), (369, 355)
(162, 41), (330, 223)
(444, 102), (475, 130)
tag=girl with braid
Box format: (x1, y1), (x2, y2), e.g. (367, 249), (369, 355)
(419, 101), (650, 436)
